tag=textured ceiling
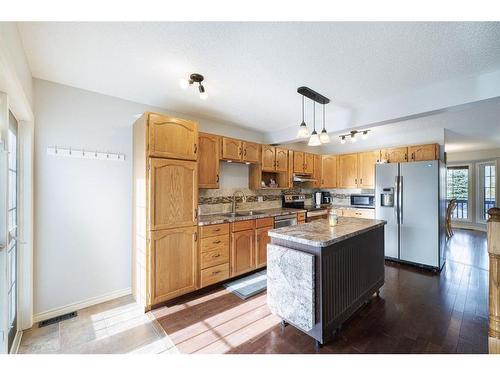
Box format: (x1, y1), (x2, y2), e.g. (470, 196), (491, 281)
(18, 22), (500, 134)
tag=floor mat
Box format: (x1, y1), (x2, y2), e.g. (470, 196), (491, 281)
(223, 270), (267, 300)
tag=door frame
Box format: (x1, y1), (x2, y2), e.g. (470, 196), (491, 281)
(0, 90), (34, 354)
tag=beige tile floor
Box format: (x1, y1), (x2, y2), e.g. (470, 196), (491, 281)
(18, 295), (178, 354)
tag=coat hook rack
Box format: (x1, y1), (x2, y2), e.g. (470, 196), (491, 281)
(47, 146), (125, 161)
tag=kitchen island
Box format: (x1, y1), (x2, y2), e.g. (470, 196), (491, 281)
(267, 217), (386, 348)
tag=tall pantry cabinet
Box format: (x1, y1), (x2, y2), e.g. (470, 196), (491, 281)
(133, 112), (199, 311)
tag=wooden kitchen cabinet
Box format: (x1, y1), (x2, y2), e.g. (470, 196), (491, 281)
(312, 154), (321, 188)
(151, 226), (198, 304)
(304, 153), (314, 174)
(408, 143), (438, 162)
(358, 150), (380, 189)
(275, 147), (289, 172)
(198, 133), (220, 189)
(255, 226), (272, 268)
(338, 153), (359, 188)
(221, 137), (242, 160)
(293, 151), (304, 173)
(149, 158), (198, 230)
(231, 228), (255, 277)
(321, 155), (338, 188)
(147, 113), (198, 161)
(262, 145), (276, 171)
(382, 147), (408, 163)
(242, 141), (260, 163)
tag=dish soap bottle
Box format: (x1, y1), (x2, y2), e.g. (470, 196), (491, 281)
(328, 208), (338, 227)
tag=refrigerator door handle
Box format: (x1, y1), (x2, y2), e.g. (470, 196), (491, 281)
(399, 176), (403, 225)
(394, 176), (399, 224)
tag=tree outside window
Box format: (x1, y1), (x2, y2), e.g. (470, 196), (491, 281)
(447, 166), (469, 219)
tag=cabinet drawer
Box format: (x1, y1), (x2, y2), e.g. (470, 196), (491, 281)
(200, 246), (230, 269)
(231, 220), (255, 232)
(200, 223), (229, 238)
(200, 263), (230, 288)
(343, 209), (375, 219)
(297, 212), (306, 222)
(255, 217), (273, 228)
(200, 234), (229, 253)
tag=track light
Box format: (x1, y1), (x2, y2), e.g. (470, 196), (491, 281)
(362, 130), (368, 140)
(350, 133), (357, 143)
(338, 129), (371, 144)
(340, 136), (346, 144)
(180, 73), (208, 100)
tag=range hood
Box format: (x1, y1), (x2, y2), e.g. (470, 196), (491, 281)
(293, 174), (317, 183)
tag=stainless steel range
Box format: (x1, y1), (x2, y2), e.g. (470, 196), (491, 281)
(282, 194), (329, 222)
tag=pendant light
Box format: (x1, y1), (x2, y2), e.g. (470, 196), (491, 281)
(319, 103), (330, 144)
(296, 95), (309, 139)
(308, 102), (321, 146)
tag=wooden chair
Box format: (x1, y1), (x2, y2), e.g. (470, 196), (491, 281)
(446, 199), (457, 239)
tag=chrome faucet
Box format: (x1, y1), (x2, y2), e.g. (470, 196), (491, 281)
(231, 191), (247, 213)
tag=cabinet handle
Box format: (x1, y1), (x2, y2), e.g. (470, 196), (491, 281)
(216, 174), (219, 183)
(213, 228), (221, 232)
(412, 152), (415, 161)
(212, 253), (221, 258)
(276, 161), (279, 168)
(244, 148), (247, 157)
(194, 144), (197, 154)
(239, 148), (243, 156)
(213, 240), (221, 244)
(212, 270), (221, 275)
(355, 178), (357, 185)
(360, 178), (363, 184)
(194, 232), (198, 241)
(405, 153), (408, 161)
(194, 209), (198, 219)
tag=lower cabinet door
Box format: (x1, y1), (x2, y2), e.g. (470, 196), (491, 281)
(151, 226), (198, 304)
(231, 229), (255, 276)
(255, 226), (272, 268)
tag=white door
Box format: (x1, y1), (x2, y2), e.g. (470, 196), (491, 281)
(375, 163), (399, 259)
(399, 160), (439, 268)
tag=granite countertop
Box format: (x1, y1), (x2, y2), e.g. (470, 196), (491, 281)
(268, 217), (386, 247)
(198, 207), (307, 226)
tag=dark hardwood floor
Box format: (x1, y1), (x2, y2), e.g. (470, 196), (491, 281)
(152, 229), (489, 354)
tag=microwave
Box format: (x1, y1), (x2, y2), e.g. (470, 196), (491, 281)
(350, 194), (375, 208)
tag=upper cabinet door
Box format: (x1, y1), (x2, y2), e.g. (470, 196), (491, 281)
(293, 151), (304, 173)
(149, 158), (198, 230)
(358, 151), (380, 188)
(275, 148), (289, 172)
(148, 113), (198, 160)
(262, 145), (276, 171)
(338, 154), (358, 188)
(383, 147), (408, 163)
(242, 141), (261, 163)
(198, 133), (220, 189)
(408, 144), (438, 162)
(221, 137), (242, 161)
(304, 153), (314, 175)
(312, 154), (321, 188)
(321, 155), (338, 188)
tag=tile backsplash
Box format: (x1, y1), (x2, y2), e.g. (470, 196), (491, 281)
(198, 187), (375, 215)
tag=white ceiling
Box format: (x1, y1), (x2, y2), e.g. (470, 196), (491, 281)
(17, 22), (500, 151)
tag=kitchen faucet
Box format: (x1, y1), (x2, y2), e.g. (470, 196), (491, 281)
(231, 191), (247, 213)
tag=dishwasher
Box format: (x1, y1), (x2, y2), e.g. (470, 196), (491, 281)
(274, 214), (298, 228)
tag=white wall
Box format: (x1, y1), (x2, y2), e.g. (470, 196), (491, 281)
(33, 79), (265, 317)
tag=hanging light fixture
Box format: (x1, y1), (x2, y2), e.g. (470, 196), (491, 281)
(319, 103), (330, 144)
(308, 102), (321, 146)
(296, 95), (309, 139)
(179, 73), (208, 100)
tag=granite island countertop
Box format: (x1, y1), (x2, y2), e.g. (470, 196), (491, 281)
(198, 207), (307, 226)
(268, 217), (386, 247)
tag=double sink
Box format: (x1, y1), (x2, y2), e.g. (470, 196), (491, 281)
(218, 210), (266, 218)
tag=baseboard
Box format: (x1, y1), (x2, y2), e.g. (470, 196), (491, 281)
(9, 330), (22, 354)
(33, 287), (132, 324)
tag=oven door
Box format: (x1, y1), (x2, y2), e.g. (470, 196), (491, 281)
(306, 210), (328, 222)
(274, 214), (298, 228)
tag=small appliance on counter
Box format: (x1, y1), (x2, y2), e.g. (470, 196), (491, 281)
(282, 194), (329, 222)
(321, 191), (332, 204)
(314, 192), (322, 207)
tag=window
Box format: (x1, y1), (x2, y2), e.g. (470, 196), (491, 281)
(447, 166), (469, 220)
(478, 162), (496, 222)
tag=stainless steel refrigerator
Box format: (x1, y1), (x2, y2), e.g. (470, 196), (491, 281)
(375, 160), (446, 270)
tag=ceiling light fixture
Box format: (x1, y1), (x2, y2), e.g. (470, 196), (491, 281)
(296, 87), (330, 146)
(179, 73), (208, 100)
(296, 95), (310, 139)
(308, 102), (321, 147)
(319, 103), (330, 144)
(338, 129), (371, 144)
